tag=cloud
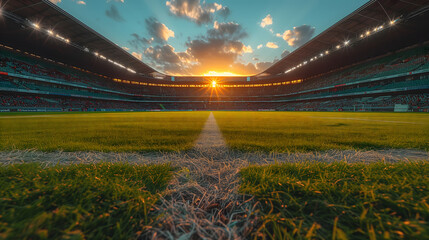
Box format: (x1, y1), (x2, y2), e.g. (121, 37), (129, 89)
(277, 24), (315, 47)
(266, 42), (278, 49)
(105, 5), (124, 22)
(218, 6), (230, 19)
(144, 44), (193, 75)
(145, 18), (175, 42)
(255, 61), (275, 71)
(211, 21), (247, 40)
(166, 0), (229, 25)
(143, 21), (258, 75)
(128, 33), (153, 51)
(260, 14), (273, 28)
(49, 0), (61, 4)
(122, 46), (130, 51)
(281, 49), (291, 58)
(76, 1), (86, 4)
(242, 45), (253, 53)
(257, 44), (263, 49)
(132, 52), (142, 60)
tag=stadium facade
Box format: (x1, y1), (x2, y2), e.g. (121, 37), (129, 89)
(0, 0), (428, 112)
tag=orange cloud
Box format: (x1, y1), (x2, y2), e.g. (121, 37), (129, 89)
(266, 42), (279, 48)
(260, 14), (273, 28)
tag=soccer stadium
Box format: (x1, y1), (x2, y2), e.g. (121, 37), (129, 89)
(0, 0), (428, 239)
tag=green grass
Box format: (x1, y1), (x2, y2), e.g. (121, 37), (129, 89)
(214, 112), (429, 152)
(240, 162), (429, 239)
(0, 111), (209, 152)
(0, 163), (173, 239)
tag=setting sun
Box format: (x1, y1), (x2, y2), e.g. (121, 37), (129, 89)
(211, 81), (217, 88)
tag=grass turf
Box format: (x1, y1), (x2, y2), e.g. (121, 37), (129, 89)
(240, 161), (429, 239)
(0, 111), (209, 152)
(0, 163), (173, 239)
(214, 111), (429, 152)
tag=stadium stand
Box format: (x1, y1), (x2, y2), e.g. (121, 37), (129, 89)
(0, 0), (428, 112)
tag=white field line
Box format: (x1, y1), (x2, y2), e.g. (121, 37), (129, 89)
(192, 112), (228, 150)
(309, 116), (424, 124)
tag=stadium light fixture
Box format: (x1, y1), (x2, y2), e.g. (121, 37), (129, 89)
(325, 50), (329, 55)
(32, 22), (40, 29)
(344, 40), (350, 46)
(336, 45), (341, 49)
(47, 30), (54, 35)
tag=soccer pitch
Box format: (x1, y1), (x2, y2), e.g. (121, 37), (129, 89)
(0, 111), (427, 152)
(0, 112), (209, 152)
(0, 111), (428, 239)
(214, 111), (429, 152)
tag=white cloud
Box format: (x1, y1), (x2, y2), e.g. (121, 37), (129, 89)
(266, 42), (278, 49)
(166, 0), (229, 25)
(260, 14), (273, 28)
(131, 52), (142, 60)
(277, 25), (315, 47)
(145, 18), (175, 42)
(122, 46), (130, 51)
(77, 1), (86, 5)
(257, 44), (263, 49)
(242, 45), (253, 53)
(49, 0), (61, 4)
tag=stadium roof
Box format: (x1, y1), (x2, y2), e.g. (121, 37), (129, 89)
(0, 0), (159, 76)
(262, 0), (429, 76)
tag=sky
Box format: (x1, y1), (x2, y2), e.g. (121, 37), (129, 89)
(49, 0), (368, 76)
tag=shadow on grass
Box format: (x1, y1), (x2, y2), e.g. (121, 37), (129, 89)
(0, 163), (173, 239)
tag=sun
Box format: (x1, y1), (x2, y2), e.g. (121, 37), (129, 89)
(211, 80), (217, 88)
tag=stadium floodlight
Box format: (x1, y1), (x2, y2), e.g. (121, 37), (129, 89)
(366, 31), (371, 36)
(325, 50), (329, 55)
(390, 20), (395, 25)
(47, 30), (54, 35)
(344, 40), (350, 46)
(31, 22), (40, 29)
(336, 45), (341, 49)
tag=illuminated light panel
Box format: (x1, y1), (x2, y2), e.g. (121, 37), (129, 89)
(32, 23), (40, 29)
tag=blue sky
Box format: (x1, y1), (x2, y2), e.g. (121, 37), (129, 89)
(50, 0), (368, 75)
